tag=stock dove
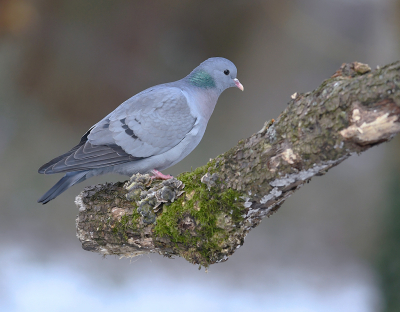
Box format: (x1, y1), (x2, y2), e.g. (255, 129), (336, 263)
(38, 57), (243, 204)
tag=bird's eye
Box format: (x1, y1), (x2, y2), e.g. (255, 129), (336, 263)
(224, 69), (230, 75)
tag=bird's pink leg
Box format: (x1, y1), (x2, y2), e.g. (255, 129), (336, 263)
(151, 169), (173, 180)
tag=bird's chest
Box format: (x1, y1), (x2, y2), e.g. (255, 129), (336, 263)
(182, 89), (218, 122)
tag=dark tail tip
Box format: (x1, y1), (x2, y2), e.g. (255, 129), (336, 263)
(38, 171), (88, 204)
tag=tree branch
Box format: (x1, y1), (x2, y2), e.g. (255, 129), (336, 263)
(75, 61), (400, 267)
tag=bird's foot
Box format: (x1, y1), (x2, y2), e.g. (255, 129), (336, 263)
(151, 169), (173, 180)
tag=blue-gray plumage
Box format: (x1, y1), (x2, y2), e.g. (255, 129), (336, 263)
(38, 57), (243, 204)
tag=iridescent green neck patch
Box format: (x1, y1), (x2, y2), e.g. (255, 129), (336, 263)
(188, 70), (216, 89)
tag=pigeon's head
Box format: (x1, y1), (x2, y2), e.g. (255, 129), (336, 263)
(187, 57), (244, 93)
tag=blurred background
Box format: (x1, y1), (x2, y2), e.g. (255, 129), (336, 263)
(0, 0), (399, 311)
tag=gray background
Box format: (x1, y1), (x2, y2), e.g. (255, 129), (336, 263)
(0, 0), (399, 311)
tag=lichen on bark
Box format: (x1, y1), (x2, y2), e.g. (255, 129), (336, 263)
(76, 60), (400, 267)
(76, 162), (247, 267)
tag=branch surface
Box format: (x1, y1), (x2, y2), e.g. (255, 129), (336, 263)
(76, 61), (400, 267)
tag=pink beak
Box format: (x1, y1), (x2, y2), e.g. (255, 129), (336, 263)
(234, 78), (244, 91)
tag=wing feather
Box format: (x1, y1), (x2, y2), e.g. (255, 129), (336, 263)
(39, 85), (197, 174)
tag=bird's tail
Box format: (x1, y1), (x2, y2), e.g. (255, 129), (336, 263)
(38, 171), (88, 204)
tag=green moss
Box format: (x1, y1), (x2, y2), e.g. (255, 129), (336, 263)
(153, 161), (245, 267)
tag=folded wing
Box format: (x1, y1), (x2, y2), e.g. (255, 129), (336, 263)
(39, 86), (197, 174)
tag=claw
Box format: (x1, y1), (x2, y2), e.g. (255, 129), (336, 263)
(151, 169), (173, 180)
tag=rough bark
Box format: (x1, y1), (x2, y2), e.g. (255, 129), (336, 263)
(75, 61), (400, 267)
